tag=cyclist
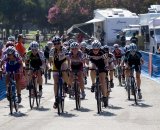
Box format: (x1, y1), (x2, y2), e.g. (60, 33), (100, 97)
(124, 43), (144, 99)
(87, 40), (109, 107)
(68, 42), (86, 99)
(49, 35), (69, 109)
(25, 41), (45, 97)
(0, 46), (23, 103)
(103, 45), (114, 88)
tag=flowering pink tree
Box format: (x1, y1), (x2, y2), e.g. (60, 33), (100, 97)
(47, 0), (92, 25)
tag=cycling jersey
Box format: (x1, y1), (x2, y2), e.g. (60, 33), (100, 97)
(69, 50), (84, 71)
(87, 49), (107, 73)
(112, 48), (123, 59)
(49, 46), (68, 70)
(2, 52), (22, 72)
(26, 50), (44, 69)
(124, 51), (142, 72)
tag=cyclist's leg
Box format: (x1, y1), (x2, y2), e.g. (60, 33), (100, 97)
(109, 62), (114, 87)
(99, 72), (108, 97)
(53, 72), (59, 108)
(99, 71), (108, 107)
(135, 65), (142, 99)
(37, 70), (43, 96)
(61, 61), (69, 85)
(78, 71), (85, 99)
(90, 63), (96, 92)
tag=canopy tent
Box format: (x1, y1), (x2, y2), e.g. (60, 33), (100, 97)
(67, 18), (105, 34)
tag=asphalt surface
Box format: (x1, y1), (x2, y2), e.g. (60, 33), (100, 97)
(0, 74), (160, 130)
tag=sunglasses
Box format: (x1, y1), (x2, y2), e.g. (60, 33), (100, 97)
(32, 49), (38, 52)
(54, 42), (60, 45)
(93, 49), (99, 51)
(71, 48), (78, 50)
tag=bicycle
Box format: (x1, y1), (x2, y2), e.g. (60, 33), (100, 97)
(90, 68), (108, 114)
(27, 68), (41, 109)
(115, 58), (123, 86)
(5, 71), (19, 115)
(126, 65), (137, 104)
(44, 59), (51, 84)
(72, 69), (81, 110)
(52, 70), (66, 115)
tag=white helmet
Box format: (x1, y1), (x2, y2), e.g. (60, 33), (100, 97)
(47, 41), (53, 46)
(80, 41), (87, 48)
(30, 41), (39, 50)
(6, 46), (16, 55)
(130, 43), (137, 51)
(113, 44), (119, 49)
(70, 42), (79, 49)
(92, 40), (101, 49)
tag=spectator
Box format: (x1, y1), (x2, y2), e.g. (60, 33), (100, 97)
(120, 32), (126, 47)
(15, 34), (26, 57)
(35, 30), (40, 43)
(130, 32), (138, 45)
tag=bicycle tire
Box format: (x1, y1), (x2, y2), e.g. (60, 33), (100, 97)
(131, 77), (137, 104)
(8, 87), (13, 115)
(44, 69), (48, 84)
(74, 81), (81, 110)
(13, 97), (19, 112)
(127, 78), (131, 100)
(96, 84), (102, 114)
(29, 88), (35, 109)
(57, 97), (61, 115)
(117, 66), (122, 86)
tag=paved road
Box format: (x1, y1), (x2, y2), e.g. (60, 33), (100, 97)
(0, 74), (160, 130)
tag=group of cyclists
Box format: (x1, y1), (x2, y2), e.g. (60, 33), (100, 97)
(0, 33), (144, 109)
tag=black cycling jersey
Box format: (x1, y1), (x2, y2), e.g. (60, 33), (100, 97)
(44, 45), (50, 59)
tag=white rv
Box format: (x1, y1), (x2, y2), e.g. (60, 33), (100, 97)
(67, 8), (139, 46)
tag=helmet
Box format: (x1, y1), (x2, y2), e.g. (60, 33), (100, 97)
(124, 45), (130, 52)
(68, 39), (75, 46)
(52, 35), (61, 43)
(6, 41), (14, 48)
(8, 36), (15, 41)
(30, 41), (39, 50)
(70, 42), (79, 49)
(47, 41), (53, 46)
(6, 46), (16, 55)
(63, 41), (69, 46)
(103, 45), (109, 52)
(130, 43), (137, 51)
(80, 41), (87, 48)
(113, 44), (119, 49)
(0, 40), (3, 50)
(92, 40), (101, 49)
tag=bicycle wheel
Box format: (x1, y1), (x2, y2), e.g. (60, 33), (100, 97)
(96, 84), (102, 114)
(127, 78), (131, 100)
(29, 83), (35, 109)
(13, 96), (19, 112)
(117, 66), (122, 86)
(8, 86), (13, 114)
(131, 77), (137, 104)
(74, 82), (81, 110)
(44, 68), (48, 84)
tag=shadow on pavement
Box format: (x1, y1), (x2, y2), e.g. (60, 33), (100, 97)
(108, 105), (124, 110)
(94, 111), (116, 117)
(78, 107), (93, 112)
(54, 112), (77, 118)
(35, 106), (50, 111)
(11, 112), (28, 117)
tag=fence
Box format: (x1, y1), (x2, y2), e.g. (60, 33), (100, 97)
(0, 77), (6, 100)
(141, 51), (160, 80)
